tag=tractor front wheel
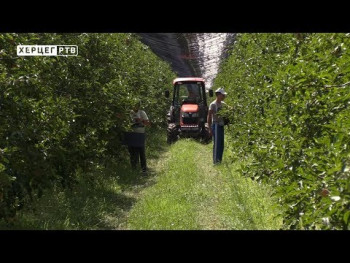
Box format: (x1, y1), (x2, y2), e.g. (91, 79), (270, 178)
(167, 124), (178, 144)
(201, 124), (212, 144)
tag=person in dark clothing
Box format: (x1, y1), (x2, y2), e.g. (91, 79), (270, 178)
(127, 101), (150, 174)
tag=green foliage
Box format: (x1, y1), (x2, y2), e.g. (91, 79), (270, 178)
(214, 33), (350, 229)
(0, 33), (175, 221)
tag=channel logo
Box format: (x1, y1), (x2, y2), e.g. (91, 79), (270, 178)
(17, 45), (78, 56)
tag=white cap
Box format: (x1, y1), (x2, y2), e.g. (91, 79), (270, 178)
(215, 87), (227, 95)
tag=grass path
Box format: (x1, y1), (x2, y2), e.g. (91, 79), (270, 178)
(125, 139), (283, 230)
(0, 133), (282, 230)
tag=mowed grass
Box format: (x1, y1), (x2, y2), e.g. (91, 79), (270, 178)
(127, 139), (283, 230)
(0, 131), (283, 230)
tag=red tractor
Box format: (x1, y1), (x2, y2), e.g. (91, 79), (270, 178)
(164, 77), (213, 144)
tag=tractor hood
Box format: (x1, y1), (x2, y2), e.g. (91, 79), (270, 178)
(181, 104), (198, 113)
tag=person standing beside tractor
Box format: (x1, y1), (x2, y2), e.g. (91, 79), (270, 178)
(126, 101), (150, 175)
(207, 87), (228, 164)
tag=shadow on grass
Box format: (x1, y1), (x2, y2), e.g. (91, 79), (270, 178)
(115, 127), (169, 189)
(0, 178), (138, 230)
(67, 185), (138, 229)
(0, 128), (169, 230)
(145, 127), (169, 159)
(114, 164), (158, 192)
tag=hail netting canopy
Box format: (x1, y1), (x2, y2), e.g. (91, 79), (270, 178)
(138, 33), (236, 90)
